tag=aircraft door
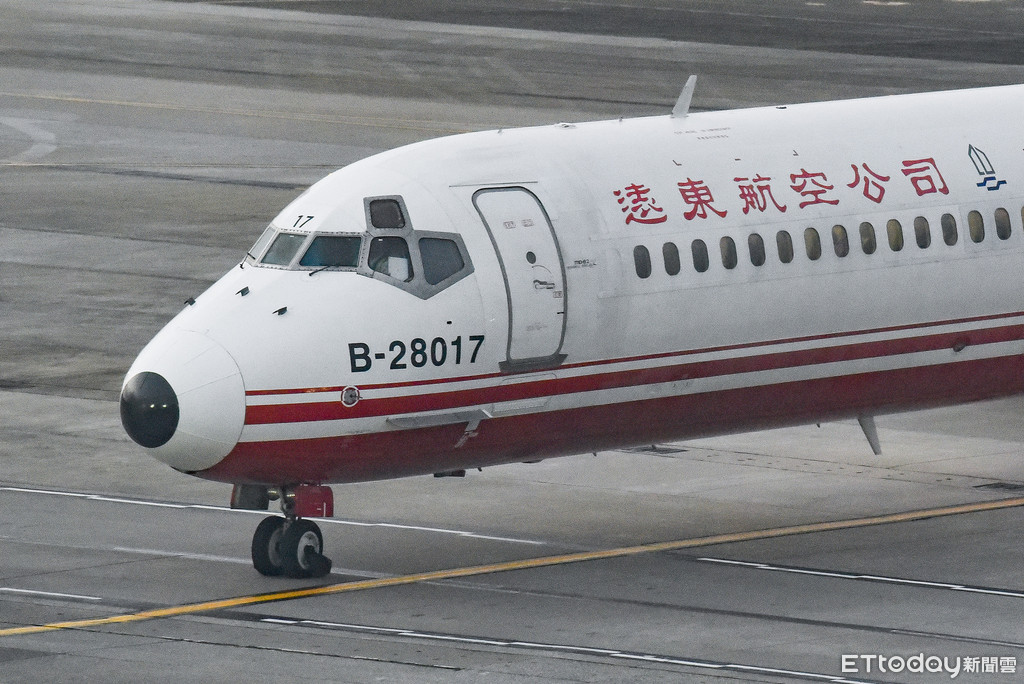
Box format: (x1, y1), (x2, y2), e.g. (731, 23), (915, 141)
(473, 187), (567, 372)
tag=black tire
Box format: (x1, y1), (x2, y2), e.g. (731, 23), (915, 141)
(251, 516), (287, 576)
(279, 519), (331, 578)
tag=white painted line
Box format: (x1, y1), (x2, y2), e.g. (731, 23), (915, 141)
(698, 557), (1024, 599)
(511, 641), (620, 655)
(0, 117), (57, 163)
(351, 521), (548, 545)
(302, 621), (405, 634)
(0, 587), (101, 601)
(0, 486), (550, 546)
(402, 632), (508, 646)
(87, 496), (186, 508)
(109, 546), (252, 566)
(269, 617), (877, 683)
(106, 546), (392, 579)
(857, 574), (963, 588)
(1, 486), (82, 497)
(616, 653), (723, 668)
(954, 586), (1024, 598)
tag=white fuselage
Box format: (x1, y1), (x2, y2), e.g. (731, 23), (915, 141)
(121, 84), (1024, 486)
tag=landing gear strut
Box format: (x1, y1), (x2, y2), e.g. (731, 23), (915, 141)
(233, 484), (334, 578)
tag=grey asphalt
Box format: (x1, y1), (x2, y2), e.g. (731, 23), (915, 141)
(2, 1), (1024, 682)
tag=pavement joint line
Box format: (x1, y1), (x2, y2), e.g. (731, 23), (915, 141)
(2, 495), (1023, 638)
(0, 90), (470, 134)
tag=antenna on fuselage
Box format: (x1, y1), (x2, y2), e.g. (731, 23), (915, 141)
(857, 414), (883, 456)
(671, 75), (698, 118)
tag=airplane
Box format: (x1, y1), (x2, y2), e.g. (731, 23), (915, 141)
(120, 81), (1024, 578)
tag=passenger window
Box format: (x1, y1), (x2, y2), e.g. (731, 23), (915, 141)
(369, 199), (406, 229)
(832, 225), (849, 257)
(261, 232), (306, 266)
(419, 237), (466, 285)
(691, 240), (709, 273)
(777, 231), (794, 264)
(368, 236), (413, 281)
(748, 233), (766, 267)
(720, 236), (738, 269)
(859, 222), (876, 255)
(941, 213), (958, 246)
(804, 227), (821, 261)
(995, 208), (1011, 240)
(299, 235), (362, 268)
(633, 245), (652, 279)
(914, 216), (931, 249)
(663, 242), (681, 276)
(887, 219), (904, 252)
(968, 210), (985, 243)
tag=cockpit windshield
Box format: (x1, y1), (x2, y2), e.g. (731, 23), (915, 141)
(299, 235), (362, 268)
(261, 232), (307, 266)
(245, 195), (473, 299)
(419, 237), (465, 285)
(247, 225), (276, 261)
(368, 236), (413, 282)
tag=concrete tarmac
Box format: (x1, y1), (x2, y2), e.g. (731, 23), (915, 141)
(2, 1), (1024, 682)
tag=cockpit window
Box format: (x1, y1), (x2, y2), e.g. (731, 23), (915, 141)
(419, 237), (465, 285)
(261, 232), (307, 266)
(299, 235), (362, 268)
(368, 236), (413, 281)
(247, 225), (276, 261)
(369, 199), (406, 229)
(247, 195), (471, 298)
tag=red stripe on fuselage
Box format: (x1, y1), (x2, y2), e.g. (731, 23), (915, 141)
(243, 321), (1024, 426)
(202, 354), (1024, 485)
(243, 310), (1024, 398)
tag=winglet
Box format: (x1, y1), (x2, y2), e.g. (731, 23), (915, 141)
(671, 75), (698, 118)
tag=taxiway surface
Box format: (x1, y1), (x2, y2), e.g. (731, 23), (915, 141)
(2, 1), (1024, 682)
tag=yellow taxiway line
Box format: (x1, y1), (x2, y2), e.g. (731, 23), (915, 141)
(3, 495), (1023, 638)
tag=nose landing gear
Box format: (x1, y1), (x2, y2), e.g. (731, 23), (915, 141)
(233, 484), (334, 578)
(251, 515), (331, 578)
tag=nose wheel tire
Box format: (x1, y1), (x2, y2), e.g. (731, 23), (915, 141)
(252, 516), (332, 578)
(251, 516), (287, 576)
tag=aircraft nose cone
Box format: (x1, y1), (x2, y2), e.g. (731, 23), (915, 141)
(120, 372), (179, 448)
(122, 329), (245, 473)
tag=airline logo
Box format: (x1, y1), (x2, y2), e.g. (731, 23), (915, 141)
(969, 144), (1007, 191)
(612, 156), (958, 226)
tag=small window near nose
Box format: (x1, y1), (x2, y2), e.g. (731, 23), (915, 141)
(369, 199), (406, 229)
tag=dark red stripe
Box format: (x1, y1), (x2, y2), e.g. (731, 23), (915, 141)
(204, 354), (1024, 485)
(244, 310), (1024, 397)
(244, 323), (1024, 426)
